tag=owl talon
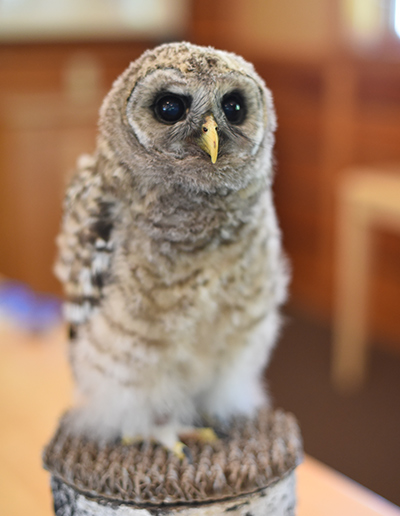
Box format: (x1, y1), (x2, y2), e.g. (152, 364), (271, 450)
(196, 427), (218, 443)
(179, 427), (218, 443)
(121, 434), (143, 446)
(172, 441), (192, 462)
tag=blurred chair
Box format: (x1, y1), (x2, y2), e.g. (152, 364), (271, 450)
(332, 168), (400, 392)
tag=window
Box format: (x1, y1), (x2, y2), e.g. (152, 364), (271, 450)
(0, 0), (189, 41)
(395, 0), (400, 37)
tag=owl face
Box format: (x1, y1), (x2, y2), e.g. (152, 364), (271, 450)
(100, 43), (276, 193)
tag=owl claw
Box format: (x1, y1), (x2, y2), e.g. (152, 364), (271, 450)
(179, 426), (218, 443)
(196, 427), (218, 443)
(121, 434), (144, 446)
(172, 441), (193, 462)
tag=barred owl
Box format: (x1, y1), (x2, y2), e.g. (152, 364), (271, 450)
(55, 42), (288, 454)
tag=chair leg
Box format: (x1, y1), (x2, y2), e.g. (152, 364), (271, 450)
(332, 199), (371, 392)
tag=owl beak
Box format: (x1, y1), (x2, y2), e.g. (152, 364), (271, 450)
(198, 114), (219, 164)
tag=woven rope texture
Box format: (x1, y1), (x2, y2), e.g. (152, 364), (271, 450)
(43, 408), (302, 507)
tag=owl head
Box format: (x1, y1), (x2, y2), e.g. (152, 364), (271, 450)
(99, 42), (276, 194)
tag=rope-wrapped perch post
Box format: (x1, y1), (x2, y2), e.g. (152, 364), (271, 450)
(43, 408), (302, 515)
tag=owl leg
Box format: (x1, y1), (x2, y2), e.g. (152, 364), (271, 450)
(150, 424), (218, 460)
(202, 313), (280, 421)
(151, 424), (192, 461)
(121, 422), (191, 460)
(199, 340), (274, 422)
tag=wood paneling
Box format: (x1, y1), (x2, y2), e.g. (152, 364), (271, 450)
(247, 56), (400, 351)
(0, 41), (152, 294)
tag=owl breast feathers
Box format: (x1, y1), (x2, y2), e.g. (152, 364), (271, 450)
(55, 42), (288, 447)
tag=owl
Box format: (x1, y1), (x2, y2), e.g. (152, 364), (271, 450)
(55, 42), (288, 454)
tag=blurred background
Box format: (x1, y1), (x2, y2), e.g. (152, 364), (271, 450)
(0, 0), (399, 507)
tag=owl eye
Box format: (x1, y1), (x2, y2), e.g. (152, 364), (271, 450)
(221, 92), (246, 124)
(154, 94), (187, 124)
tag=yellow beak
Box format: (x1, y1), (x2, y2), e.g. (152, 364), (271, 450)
(198, 114), (219, 164)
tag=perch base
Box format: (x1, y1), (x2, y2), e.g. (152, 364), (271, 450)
(43, 408), (302, 516)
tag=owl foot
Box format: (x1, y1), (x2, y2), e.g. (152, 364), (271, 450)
(179, 426), (218, 443)
(121, 434), (191, 461)
(121, 434), (144, 446)
(172, 441), (193, 462)
(195, 427), (218, 442)
(149, 425), (193, 462)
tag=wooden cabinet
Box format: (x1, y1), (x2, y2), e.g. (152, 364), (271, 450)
(0, 41), (150, 294)
(253, 57), (400, 351)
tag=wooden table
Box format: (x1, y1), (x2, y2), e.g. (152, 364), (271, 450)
(0, 324), (399, 516)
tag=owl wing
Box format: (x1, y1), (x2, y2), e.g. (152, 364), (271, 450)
(54, 155), (116, 331)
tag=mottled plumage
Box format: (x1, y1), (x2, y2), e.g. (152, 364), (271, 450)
(55, 42), (288, 447)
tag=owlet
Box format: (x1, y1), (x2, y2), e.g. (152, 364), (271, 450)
(55, 42), (288, 452)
